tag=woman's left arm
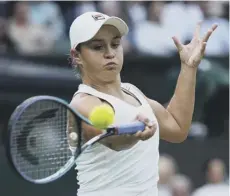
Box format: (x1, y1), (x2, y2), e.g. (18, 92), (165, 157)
(148, 22), (218, 143)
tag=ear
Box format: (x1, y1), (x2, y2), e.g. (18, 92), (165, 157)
(70, 48), (83, 66)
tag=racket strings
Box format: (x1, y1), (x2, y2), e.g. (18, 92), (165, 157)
(10, 100), (77, 180)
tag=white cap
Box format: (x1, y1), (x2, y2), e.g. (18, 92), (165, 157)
(69, 12), (129, 49)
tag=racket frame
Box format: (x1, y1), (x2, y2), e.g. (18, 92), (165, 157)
(5, 96), (91, 184)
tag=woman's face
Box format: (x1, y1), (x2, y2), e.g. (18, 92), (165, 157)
(74, 25), (124, 83)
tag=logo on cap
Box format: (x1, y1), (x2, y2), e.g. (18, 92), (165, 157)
(92, 14), (105, 21)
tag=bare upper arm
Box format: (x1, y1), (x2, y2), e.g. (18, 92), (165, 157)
(70, 93), (102, 119)
(146, 99), (184, 143)
(69, 94), (106, 142)
(127, 83), (183, 143)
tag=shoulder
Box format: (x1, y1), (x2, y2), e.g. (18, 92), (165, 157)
(122, 82), (145, 96)
(122, 82), (161, 108)
(70, 93), (103, 118)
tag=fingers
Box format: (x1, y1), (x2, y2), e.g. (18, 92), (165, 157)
(172, 36), (183, 52)
(134, 114), (157, 141)
(193, 21), (202, 39)
(211, 23), (218, 31)
(134, 123), (157, 141)
(135, 114), (153, 127)
(202, 23), (218, 42)
(199, 23), (217, 56)
(200, 42), (207, 56)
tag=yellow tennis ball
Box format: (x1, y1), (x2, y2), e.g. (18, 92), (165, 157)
(89, 104), (115, 129)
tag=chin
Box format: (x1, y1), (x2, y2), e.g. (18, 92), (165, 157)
(102, 71), (121, 83)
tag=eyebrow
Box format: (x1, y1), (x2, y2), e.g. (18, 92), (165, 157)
(90, 36), (121, 43)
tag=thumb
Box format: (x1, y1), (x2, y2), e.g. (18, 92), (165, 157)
(172, 36), (183, 52)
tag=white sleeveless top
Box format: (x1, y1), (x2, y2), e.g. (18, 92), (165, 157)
(73, 83), (159, 196)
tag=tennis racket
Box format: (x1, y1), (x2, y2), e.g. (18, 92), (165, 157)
(5, 95), (145, 184)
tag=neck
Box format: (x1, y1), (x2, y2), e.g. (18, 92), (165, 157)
(82, 75), (124, 99)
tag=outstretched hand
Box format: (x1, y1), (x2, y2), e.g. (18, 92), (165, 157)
(172, 22), (218, 68)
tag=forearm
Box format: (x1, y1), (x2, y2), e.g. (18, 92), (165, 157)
(82, 123), (139, 151)
(167, 64), (197, 133)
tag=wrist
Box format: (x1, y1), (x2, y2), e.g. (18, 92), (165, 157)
(180, 65), (198, 79)
(181, 63), (198, 72)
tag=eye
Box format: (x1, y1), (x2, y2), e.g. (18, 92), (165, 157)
(93, 45), (103, 50)
(112, 43), (120, 49)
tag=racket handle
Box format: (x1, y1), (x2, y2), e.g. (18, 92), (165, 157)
(116, 121), (145, 135)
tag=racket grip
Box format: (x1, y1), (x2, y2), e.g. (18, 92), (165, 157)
(116, 121), (145, 135)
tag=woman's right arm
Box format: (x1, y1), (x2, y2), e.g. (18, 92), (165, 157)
(69, 94), (147, 151)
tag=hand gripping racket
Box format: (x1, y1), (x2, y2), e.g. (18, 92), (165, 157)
(5, 96), (145, 184)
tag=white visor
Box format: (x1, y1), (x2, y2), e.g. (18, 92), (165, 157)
(69, 12), (129, 49)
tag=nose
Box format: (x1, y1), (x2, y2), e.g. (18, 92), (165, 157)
(104, 47), (115, 59)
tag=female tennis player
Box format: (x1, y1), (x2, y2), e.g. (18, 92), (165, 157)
(69, 11), (217, 196)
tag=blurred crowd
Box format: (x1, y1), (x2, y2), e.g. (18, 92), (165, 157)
(158, 154), (229, 196)
(0, 2), (228, 196)
(0, 1), (229, 57)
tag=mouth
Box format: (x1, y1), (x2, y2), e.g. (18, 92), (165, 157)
(104, 62), (117, 70)
(105, 62), (117, 66)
